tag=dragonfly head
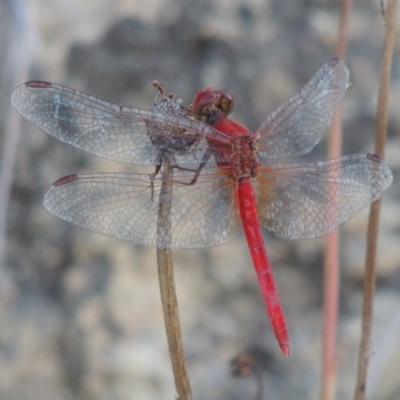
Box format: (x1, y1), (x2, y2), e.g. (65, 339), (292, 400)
(193, 88), (233, 123)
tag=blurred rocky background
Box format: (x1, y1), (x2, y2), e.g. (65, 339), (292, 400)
(1, 0), (399, 399)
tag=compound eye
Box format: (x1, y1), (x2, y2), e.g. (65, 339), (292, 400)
(216, 90), (233, 115)
(192, 89), (217, 120)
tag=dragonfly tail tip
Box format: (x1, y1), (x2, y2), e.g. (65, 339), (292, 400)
(280, 343), (291, 357)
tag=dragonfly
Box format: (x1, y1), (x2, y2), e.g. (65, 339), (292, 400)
(11, 59), (393, 357)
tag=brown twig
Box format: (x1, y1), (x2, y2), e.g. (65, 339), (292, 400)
(157, 160), (192, 400)
(320, 1), (353, 400)
(353, 1), (397, 399)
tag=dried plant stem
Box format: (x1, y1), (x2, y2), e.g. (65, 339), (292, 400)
(320, 1), (352, 400)
(353, 1), (397, 400)
(157, 161), (192, 400)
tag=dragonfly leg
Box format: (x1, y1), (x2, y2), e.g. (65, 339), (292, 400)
(150, 158), (163, 202)
(173, 148), (213, 186)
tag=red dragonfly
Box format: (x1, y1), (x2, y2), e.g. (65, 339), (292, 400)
(11, 59), (392, 356)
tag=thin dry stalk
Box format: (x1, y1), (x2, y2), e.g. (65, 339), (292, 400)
(353, 1), (397, 399)
(320, 1), (353, 400)
(157, 161), (192, 400)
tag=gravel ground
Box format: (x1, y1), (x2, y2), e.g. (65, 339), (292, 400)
(1, 0), (400, 399)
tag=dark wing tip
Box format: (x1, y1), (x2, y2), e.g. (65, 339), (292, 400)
(327, 57), (346, 66)
(53, 174), (79, 186)
(325, 58), (349, 80)
(366, 153), (383, 163)
(25, 81), (52, 88)
(366, 153), (393, 190)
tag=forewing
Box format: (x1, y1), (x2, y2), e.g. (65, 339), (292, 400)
(11, 82), (227, 165)
(255, 59), (349, 159)
(43, 170), (240, 248)
(256, 154), (392, 239)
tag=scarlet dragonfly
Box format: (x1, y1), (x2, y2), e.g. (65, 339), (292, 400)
(11, 59), (393, 356)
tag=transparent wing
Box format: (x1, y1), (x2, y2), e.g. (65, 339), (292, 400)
(255, 59), (349, 159)
(11, 81), (228, 165)
(43, 169), (240, 248)
(255, 154), (392, 239)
